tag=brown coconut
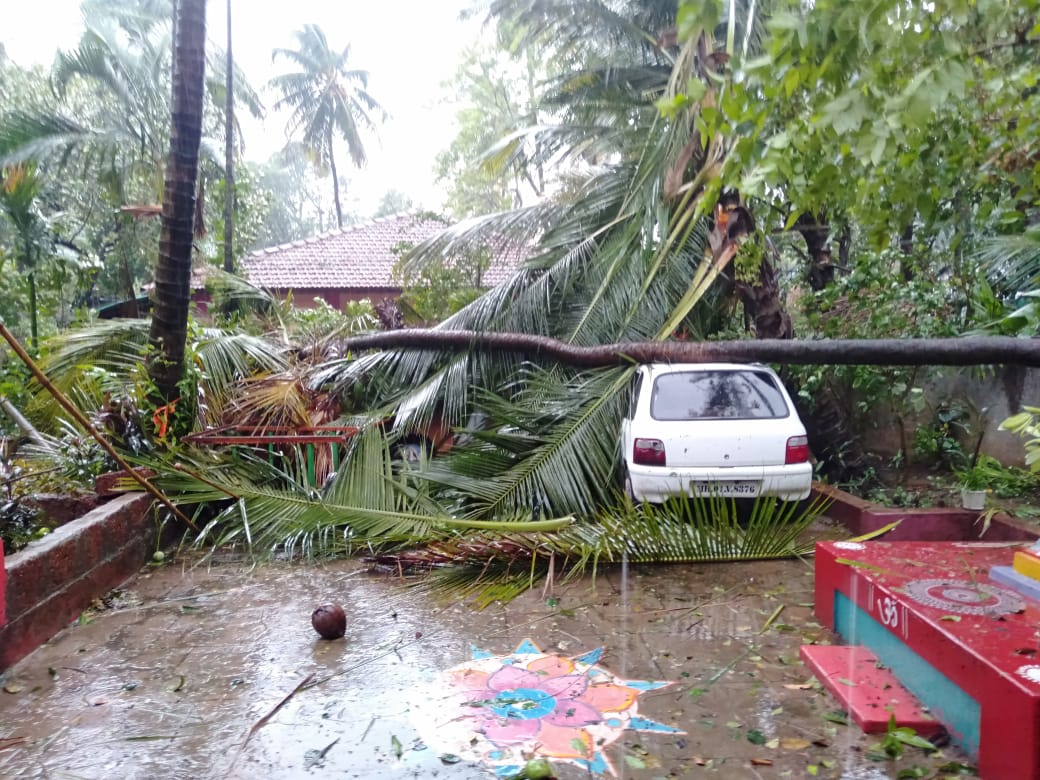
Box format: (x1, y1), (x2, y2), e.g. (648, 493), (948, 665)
(311, 603), (347, 640)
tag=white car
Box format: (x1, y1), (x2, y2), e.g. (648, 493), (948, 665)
(620, 363), (812, 502)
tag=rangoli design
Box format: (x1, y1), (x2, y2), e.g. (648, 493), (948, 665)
(411, 639), (682, 777)
(903, 578), (1025, 615)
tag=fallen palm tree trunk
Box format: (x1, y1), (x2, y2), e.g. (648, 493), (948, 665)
(336, 330), (1040, 368)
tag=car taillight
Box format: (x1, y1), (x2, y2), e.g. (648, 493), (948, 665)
(785, 435), (810, 464)
(633, 438), (666, 466)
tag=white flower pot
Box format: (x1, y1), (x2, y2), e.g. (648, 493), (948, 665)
(961, 487), (986, 511)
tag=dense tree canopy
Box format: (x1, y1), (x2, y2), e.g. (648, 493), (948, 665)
(0, 0), (1037, 516)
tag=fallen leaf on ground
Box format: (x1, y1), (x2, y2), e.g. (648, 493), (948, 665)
(750, 757), (774, 766)
(747, 729), (766, 745)
(781, 738), (812, 750)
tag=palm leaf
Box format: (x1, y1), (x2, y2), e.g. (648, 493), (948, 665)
(141, 425), (574, 559)
(397, 492), (832, 607)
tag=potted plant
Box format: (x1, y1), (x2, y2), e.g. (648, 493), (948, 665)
(956, 464), (988, 510)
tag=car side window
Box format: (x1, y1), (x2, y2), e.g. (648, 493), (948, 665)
(627, 373), (643, 420)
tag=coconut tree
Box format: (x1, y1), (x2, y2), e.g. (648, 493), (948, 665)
(307, 0), (772, 518)
(268, 25), (385, 230)
(147, 0), (207, 402)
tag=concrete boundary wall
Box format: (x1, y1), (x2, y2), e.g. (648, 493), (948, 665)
(0, 493), (156, 671)
(858, 366), (1040, 465)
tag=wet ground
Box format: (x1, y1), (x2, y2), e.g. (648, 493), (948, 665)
(0, 554), (974, 779)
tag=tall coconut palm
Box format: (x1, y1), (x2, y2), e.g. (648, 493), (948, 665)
(269, 25), (385, 229)
(148, 0), (206, 403)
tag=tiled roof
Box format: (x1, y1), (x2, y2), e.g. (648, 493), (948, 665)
(243, 212), (519, 291)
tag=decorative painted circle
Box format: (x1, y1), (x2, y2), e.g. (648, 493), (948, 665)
(411, 640), (682, 777)
(1017, 665), (1040, 685)
(832, 541), (866, 551)
(903, 578), (1024, 615)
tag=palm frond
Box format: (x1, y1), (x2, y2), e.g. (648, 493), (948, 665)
(395, 492), (832, 607)
(976, 228), (1040, 295)
(416, 365), (633, 517)
(141, 424), (573, 559)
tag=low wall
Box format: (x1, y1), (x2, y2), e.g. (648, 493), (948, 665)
(814, 483), (1039, 542)
(0, 493), (156, 671)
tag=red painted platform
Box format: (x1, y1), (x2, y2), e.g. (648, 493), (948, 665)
(814, 540), (1040, 780)
(799, 645), (944, 736)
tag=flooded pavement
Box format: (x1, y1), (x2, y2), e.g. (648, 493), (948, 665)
(0, 554), (974, 779)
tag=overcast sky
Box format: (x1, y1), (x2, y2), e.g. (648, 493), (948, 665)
(0, 0), (484, 215)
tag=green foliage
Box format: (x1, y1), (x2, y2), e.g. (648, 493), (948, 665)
(912, 403), (971, 471)
(411, 491), (832, 608)
(51, 418), (114, 486)
(373, 189), (414, 219)
(435, 40), (547, 218)
(791, 255), (962, 454)
(251, 145), (344, 247)
(392, 236), (489, 325)
(870, 715), (938, 761)
(735, 0), (1040, 249)
(0, 351), (33, 437)
(288, 297), (377, 342)
(1001, 406), (1040, 473)
(208, 168), (270, 269)
(0, 0), (261, 331)
(959, 452), (1037, 496)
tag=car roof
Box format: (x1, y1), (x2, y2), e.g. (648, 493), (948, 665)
(639, 362), (775, 376)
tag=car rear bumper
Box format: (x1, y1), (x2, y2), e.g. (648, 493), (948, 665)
(627, 463), (813, 502)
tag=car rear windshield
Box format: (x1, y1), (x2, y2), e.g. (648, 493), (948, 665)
(650, 370), (790, 420)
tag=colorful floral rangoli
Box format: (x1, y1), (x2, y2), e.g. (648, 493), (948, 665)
(412, 639), (682, 777)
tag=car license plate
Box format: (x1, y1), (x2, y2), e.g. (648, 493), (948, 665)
(691, 481), (758, 497)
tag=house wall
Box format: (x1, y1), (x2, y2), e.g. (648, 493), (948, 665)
(267, 287), (402, 309)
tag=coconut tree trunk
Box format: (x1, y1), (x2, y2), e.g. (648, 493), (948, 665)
(148, 0), (206, 402)
(222, 0), (234, 272)
(735, 253), (793, 340)
(333, 330), (1040, 368)
(328, 132), (343, 229)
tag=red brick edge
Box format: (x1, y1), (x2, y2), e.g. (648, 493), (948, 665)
(0, 540), (5, 627)
(812, 482), (1039, 542)
(0, 494), (156, 671)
